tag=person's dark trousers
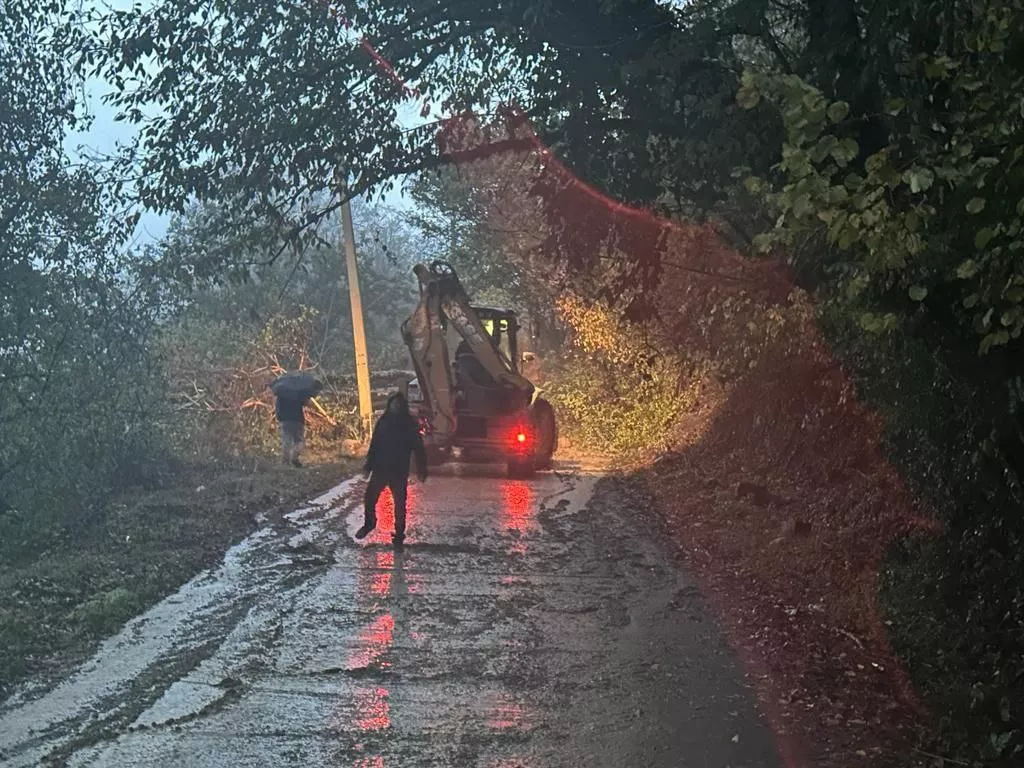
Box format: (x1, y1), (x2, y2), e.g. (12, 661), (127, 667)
(363, 472), (409, 540)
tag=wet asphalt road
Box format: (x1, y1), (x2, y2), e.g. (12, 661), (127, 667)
(0, 462), (780, 768)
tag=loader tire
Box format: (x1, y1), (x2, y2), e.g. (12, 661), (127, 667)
(531, 398), (557, 470)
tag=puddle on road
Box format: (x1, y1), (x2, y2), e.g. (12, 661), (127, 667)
(131, 679), (231, 729)
(285, 484), (358, 524)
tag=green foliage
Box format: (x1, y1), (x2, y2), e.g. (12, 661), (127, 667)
(1, 2), (170, 530)
(1, 263), (170, 525)
(410, 168), (507, 296)
(738, 2), (1024, 354)
(728, 9), (1024, 753)
(729, 12), (1024, 756)
(157, 196), (424, 456)
(545, 296), (695, 456)
(159, 197), (419, 369)
(81, 0), (782, 251)
(547, 354), (689, 456)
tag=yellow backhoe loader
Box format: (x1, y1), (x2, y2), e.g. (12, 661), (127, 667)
(400, 261), (557, 478)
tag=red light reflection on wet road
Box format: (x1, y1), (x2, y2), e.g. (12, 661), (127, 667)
(344, 613), (394, 672)
(353, 686), (390, 732)
(501, 480), (535, 555)
(487, 700), (525, 730)
(337, 514), (405, 752)
(501, 481), (535, 533)
(370, 550), (393, 596)
(353, 755), (385, 768)
(338, 479), (424, 756)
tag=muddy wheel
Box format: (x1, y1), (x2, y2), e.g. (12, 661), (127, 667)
(531, 398), (557, 470)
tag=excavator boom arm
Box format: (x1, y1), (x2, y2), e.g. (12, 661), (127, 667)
(401, 262), (534, 442)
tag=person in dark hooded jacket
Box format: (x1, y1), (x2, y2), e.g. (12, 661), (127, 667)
(355, 392), (428, 548)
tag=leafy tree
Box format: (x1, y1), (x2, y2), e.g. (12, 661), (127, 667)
(80, 1), (779, 258)
(1, 2), (167, 534)
(730, 3), (1024, 761)
(159, 196), (425, 451)
(738, 2), (1024, 357)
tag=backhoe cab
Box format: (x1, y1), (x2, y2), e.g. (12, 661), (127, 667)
(400, 261), (557, 478)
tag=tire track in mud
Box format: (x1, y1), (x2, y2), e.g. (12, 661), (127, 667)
(0, 478), (361, 768)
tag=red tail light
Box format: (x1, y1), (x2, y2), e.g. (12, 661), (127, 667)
(510, 425), (533, 452)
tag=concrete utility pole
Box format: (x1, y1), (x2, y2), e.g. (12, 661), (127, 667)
(338, 176), (373, 438)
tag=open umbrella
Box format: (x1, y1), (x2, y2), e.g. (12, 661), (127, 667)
(269, 371), (323, 400)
